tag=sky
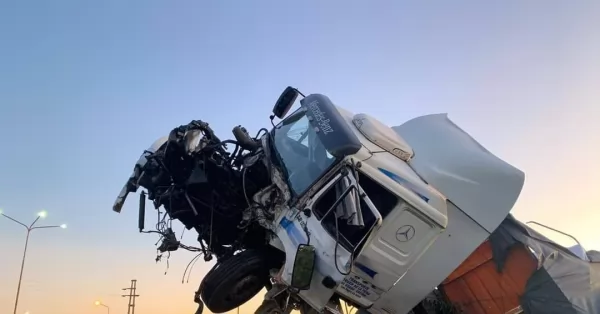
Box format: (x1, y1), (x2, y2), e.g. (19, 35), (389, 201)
(0, 1), (599, 313)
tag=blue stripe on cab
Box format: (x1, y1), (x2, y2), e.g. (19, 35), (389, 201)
(280, 216), (306, 246)
(378, 168), (429, 202)
(355, 262), (378, 279)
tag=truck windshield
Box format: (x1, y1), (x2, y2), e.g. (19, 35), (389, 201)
(271, 109), (337, 196)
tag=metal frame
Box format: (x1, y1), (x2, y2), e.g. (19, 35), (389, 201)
(319, 167), (382, 257)
(525, 221), (589, 260)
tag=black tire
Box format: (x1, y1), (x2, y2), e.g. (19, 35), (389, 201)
(200, 250), (270, 313)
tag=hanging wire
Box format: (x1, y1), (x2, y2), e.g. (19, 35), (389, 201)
(182, 253), (204, 283)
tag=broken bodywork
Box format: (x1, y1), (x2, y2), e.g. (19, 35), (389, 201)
(112, 87), (525, 314)
(112, 89), (368, 313)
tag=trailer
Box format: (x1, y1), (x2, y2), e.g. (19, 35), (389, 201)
(437, 216), (600, 314)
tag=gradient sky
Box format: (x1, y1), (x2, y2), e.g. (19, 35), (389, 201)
(1, 1), (599, 314)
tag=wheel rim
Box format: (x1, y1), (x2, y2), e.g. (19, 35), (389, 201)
(224, 274), (264, 304)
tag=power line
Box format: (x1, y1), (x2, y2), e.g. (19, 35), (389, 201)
(121, 279), (140, 314)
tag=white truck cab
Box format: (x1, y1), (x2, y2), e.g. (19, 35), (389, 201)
(268, 94), (524, 314)
(111, 88), (524, 314)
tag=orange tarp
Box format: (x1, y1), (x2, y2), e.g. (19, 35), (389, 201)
(440, 241), (537, 314)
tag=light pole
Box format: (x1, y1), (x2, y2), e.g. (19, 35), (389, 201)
(95, 300), (110, 314)
(0, 209), (67, 314)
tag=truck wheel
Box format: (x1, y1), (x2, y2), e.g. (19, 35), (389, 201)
(201, 250), (270, 313)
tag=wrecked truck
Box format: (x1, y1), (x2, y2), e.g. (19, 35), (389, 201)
(112, 87), (524, 314)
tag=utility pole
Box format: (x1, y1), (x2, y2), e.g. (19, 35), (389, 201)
(121, 279), (140, 314)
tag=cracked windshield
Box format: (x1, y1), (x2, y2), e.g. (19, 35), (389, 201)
(272, 109), (336, 196)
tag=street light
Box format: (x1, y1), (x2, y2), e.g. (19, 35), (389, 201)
(94, 300), (110, 314)
(0, 209), (67, 314)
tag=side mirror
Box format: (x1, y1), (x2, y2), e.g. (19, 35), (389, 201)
(273, 86), (299, 119)
(291, 244), (317, 290)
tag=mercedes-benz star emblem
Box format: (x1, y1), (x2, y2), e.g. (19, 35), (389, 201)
(396, 225), (416, 242)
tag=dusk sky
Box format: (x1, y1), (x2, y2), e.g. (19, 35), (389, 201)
(1, 1), (599, 314)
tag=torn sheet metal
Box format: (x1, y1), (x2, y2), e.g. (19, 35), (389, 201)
(489, 215), (600, 314)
